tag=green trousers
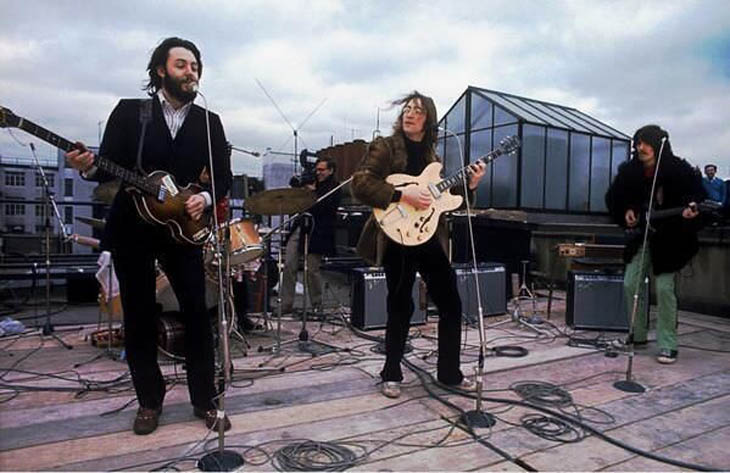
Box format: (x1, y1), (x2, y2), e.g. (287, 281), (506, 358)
(623, 250), (678, 351)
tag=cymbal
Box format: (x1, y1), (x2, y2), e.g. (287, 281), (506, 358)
(244, 188), (315, 215)
(75, 216), (106, 230)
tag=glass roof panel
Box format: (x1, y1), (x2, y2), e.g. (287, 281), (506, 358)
(505, 96), (572, 129)
(480, 91), (548, 125)
(567, 108), (629, 139)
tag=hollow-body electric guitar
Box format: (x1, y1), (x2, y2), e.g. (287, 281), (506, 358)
(373, 135), (520, 245)
(0, 106), (211, 245)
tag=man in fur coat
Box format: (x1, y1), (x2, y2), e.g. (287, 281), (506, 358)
(605, 124), (705, 364)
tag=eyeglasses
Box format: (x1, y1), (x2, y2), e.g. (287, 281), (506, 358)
(402, 105), (426, 116)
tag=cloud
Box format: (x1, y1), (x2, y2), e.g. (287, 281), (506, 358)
(2, 0), (730, 178)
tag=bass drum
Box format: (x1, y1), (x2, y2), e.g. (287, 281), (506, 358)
(157, 312), (185, 361)
(156, 270), (218, 311)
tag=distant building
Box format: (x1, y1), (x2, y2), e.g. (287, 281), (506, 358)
(0, 148), (101, 255)
(262, 159), (296, 191)
(1, 155), (60, 235)
(56, 147), (101, 254)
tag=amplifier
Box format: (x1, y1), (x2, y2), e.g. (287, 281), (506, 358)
(566, 270), (649, 332)
(453, 263), (507, 318)
(350, 267), (427, 330)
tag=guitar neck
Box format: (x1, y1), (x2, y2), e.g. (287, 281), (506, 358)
(436, 150), (501, 193)
(648, 207), (684, 220)
(14, 116), (157, 194)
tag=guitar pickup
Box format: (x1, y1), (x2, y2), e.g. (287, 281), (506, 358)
(396, 204), (407, 218)
(192, 228), (209, 241)
(156, 186), (167, 202)
(428, 183), (441, 199)
(161, 175), (179, 197)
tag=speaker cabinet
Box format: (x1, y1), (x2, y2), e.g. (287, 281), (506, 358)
(350, 267), (426, 330)
(453, 263), (507, 318)
(566, 270), (649, 332)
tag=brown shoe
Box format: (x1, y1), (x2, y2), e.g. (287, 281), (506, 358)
(193, 407), (232, 431)
(133, 406), (162, 435)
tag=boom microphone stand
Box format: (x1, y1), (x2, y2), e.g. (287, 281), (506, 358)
(30, 143), (73, 350)
(440, 127), (495, 428)
(196, 88), (244, 471)
(613, 137), (667, 394)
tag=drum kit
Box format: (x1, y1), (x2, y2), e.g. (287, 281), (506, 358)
(72, 186), (336, 362)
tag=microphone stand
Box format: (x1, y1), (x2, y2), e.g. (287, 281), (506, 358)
(441, 128), (495, 428)
(613, 137), (667, 394)
(257, 178), (350, 362)
(195, 89), (244, 471)
(30, 143), (73, 350)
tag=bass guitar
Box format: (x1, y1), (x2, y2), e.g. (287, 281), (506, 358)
(373, 135), (520, 245)
(0, 106), (212, 245)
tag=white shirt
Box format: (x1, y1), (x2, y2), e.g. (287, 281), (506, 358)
(87, 91), (212, 206)
(156, 90), (192, 139)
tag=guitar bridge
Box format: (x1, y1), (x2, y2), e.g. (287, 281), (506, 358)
(156, 186), (167, 202)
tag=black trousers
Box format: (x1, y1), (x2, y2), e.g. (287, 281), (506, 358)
(381, 237), (464, 384)
(113, 227), (216, 411)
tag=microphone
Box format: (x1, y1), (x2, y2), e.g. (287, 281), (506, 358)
(190, 82), (199, 93)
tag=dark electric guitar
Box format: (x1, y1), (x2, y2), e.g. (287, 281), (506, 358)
(373, 135), (520, 245)
(0, 106), (212, 245)
(625, 200), (721, 239)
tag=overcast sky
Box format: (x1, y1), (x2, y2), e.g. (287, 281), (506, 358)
(1, 0), (729, 179)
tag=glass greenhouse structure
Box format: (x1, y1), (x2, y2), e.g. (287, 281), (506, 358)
(437, 86), (631, 214)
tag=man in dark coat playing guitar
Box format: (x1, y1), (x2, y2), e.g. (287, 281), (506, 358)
(66, 37), (231, 434)
(606, 124), (705, 365)
(352, 91), (486, 398)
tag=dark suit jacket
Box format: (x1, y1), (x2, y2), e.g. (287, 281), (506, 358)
(306, 175), (342, 255)
(94, 97), (230, 249)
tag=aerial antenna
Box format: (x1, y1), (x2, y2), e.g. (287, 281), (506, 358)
(373, 106), (381, 140)
(254, 78), (327, 174)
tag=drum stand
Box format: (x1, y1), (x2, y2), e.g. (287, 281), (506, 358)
(256, 210), (290, 366)
(485, 260), (548, 338)
(278, 216), (337, 357)
(75, 255), (125, 368)
(257, 221), (340, 366)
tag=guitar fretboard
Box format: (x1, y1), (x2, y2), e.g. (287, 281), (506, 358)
(16, 116), (158, 195)
(436, 150), (502, 193)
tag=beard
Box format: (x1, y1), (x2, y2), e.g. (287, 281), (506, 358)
(162, 73), (197, 104)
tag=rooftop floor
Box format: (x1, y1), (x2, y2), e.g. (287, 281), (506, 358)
(1, 293), (729, 471)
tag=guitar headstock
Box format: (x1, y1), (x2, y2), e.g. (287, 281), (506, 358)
(498, 135), (521, 155)
(0, 106), (21, 129)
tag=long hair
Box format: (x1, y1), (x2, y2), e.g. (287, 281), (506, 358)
(391, 91), (439, 146)
(632, 124), (673, 161)
(144, 37), (202, 96)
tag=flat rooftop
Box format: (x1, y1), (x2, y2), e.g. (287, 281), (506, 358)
(1, 293), (728, 471)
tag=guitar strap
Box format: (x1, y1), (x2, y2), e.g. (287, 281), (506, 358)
(135, 99), (153, 174)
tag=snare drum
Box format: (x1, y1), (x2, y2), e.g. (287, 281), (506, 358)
(205, 218), (264, 268)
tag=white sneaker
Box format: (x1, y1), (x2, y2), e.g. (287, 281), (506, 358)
(458, 377), (478, 392)
(381, 381), (401, 398)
